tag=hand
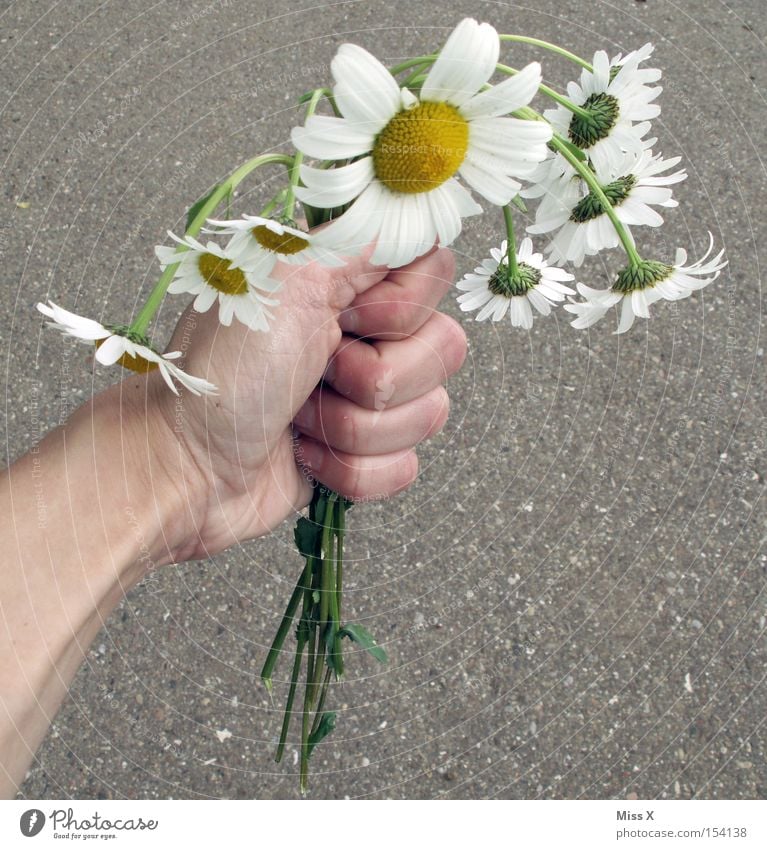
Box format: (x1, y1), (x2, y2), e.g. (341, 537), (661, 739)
(148, 246), (467, 562)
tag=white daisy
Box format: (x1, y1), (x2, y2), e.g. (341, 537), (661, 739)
(291, 18), (552, 267)
(544, 42), (661, 175)
(155, 233), (281, 332)
(528, 148), (687, 266)
(37, 301), (217, 395)
(203, 215), (344, 272)
(564, 235), (727, 334)
(456, 237), (574, 328)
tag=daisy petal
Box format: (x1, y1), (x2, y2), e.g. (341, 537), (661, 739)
(460, 62), (542, 119)
(332, 43), (402, 130)
(291, 115), (375, 160)
(421, 18), (500, 107)
(295, 158), (374, 208)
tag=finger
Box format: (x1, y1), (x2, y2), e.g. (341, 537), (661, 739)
(293, 384), (449, 455)
(339, 248), (455, 340)
(324, 312), (467, 409)
(296, 437), (419, 501)
(317, 242), (391, 306)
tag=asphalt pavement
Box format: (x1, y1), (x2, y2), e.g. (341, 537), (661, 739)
(1, 0), (765, 799)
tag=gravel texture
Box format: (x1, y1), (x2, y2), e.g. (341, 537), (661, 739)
(1, 0), (765, 800)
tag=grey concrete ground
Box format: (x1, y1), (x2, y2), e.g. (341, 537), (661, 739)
(1, 0), (765, 800)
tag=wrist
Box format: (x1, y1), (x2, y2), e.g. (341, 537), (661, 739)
(90, 372), (206, 570)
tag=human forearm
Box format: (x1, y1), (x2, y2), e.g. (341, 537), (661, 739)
(0, 377), (185, 796)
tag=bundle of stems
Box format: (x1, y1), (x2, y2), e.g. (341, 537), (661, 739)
(260, 485), (387, 792)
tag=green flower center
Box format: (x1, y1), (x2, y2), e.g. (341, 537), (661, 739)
(198, 252), (248, 295)
(372, 101), (469, 194)
(488, 261), (542, 298)
(568, 92), (620, 149)
(252, 224), (310, 255)
(570, 175), (637, 223)
(613, 260), (673, 293)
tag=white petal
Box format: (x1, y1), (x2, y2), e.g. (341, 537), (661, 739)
(614, 296), (636, 334)
(457, 287), (494, 311)
(295, 158), (374, 208)
(459, 159), (520, 205)
(460, 62), (542, 119)
(421, 18), (500, 107)
(313, 181), (386, 256)
(527, 288), (552, 315)
(291, 115), (375, 160)
(332, 44), (402, 130)
(428, 180), (478, 247)
(218, 297), (236, 327)
(94, 334), (128, 365)
(193, 286), (219, 313)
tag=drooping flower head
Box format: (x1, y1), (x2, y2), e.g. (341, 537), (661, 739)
(457, 237), (574, 328)
(37, 301), (216, 395)
(545, 43), (661, 174)
(292, 18), (552, 267)
(155, 233), (281, 331)
(528, 148), (686, 267)
(564, 235), (727, 333)
(204, 215), (344, 272)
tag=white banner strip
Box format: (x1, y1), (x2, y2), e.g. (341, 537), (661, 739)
(2, 799), (765, 848)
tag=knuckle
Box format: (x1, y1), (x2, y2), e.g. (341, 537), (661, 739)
(439, 314), (468, 376)
(383, 298), (418, 338)
(343, 460), (367, 501)
(433, 248), (456, 286)
(395, 450), (419, 492)
(425, 387), (450, 437)
(339, 410), (360, 453)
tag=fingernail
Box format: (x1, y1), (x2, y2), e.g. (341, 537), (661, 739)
(343, 307), (359, 333)
(299, 439), (324, 472)
(293, 396), (316, 430)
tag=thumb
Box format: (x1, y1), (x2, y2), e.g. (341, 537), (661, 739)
(327, 242), (392, 298)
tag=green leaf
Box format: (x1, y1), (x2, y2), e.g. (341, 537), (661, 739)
(306, 711), (336, 757)
(510, 194), (528, 214)
(294, 516), (320, 558)
(185, 183), (222, 232)
(340, 623), (388, 664)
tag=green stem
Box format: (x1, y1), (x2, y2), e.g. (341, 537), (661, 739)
(502, 205), (519, 276)
(310, 667), (333, 738)
(300, 680), (312, 794)
(260, 576), (303, 693)
(274, 627), (306, 763)
(259, 188), (288, 218)
(131, 152), (294, 335)
(510, 103), (642, 267)
(548, 132), (642, 267)
(500, 34), (592, 71)
(284, 88), (325, 220)
(335, 500), (345, 623)
(312, 495), (336, 693)
(389, 54), (437, 76)
(327, 504), (343, 679)
(496, 62), (590, 118)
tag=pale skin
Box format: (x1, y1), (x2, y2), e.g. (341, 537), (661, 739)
(0, 246), (465, 797)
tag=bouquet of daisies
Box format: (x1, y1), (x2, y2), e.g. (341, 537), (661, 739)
(37, 19), (726, 792)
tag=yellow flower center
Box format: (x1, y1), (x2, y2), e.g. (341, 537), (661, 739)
(95, 339), (157, 374)
(198, 252), (248, 295)
(372, 101), (469, 194)
(252, 224), (310, 255)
